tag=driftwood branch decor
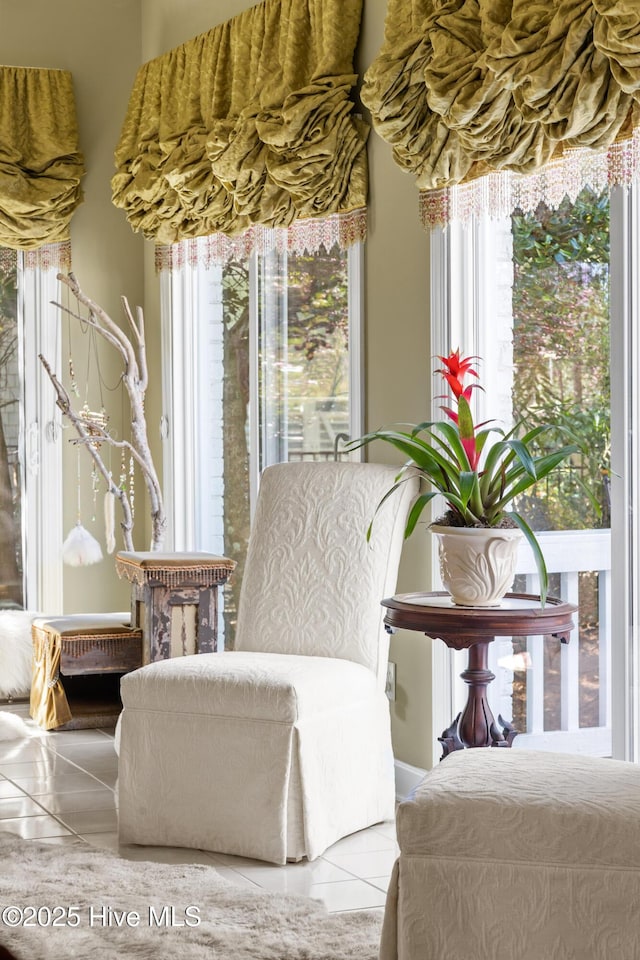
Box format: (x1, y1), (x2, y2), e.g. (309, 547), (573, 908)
(40, 273), (166, 553)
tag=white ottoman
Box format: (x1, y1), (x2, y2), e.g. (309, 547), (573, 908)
(381, 749), (640, 960)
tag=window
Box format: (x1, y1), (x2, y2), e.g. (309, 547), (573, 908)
(431, 185), (638, 761)
(0, 250), (63, 613)
(161, 234), (362, 646)
(0, 256), (22, 607)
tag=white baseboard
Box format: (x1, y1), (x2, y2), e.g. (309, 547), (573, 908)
(394, 759), (427, 801)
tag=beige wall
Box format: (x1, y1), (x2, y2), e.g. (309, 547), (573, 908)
(5, 0), (436, 768)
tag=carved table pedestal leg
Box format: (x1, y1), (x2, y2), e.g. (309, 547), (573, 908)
(439, 639), (518, 759)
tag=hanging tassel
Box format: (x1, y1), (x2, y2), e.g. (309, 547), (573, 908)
(62, 523), (103, 567)
(104, 491), (116, 554)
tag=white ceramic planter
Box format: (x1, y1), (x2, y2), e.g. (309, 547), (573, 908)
(431, 524), (523, 607)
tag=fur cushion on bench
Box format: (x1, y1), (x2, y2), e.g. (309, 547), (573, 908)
(0, 610), (41, 699)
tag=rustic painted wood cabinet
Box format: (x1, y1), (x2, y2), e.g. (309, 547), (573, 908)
(115, 552), (236, 663)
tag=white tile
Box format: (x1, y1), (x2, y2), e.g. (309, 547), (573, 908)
(309, 879), (387, 913)
(208, 851), (284, 876)
(79, 760), (119, 775)
(371, 820), (397, 841)
(25, 835), (89, 847)
(80, 831), (120, 852)
(0, 780), (27, 799)
(207, 865), (262, 889)
(322, 826), (398, 858)
(8, 772), (109, 795)
(0, 796), (49, 819)
(0, 757), (77, 779)
(219, 856), (354, 895)
(83, 768), (118, 788)
(322, 847), (399, 879)
(43, 728), (115, 745)
(32, 789), (115, 816)
(0, 814), (73, 839)
(56, 808), (118, 834)
(48, 740), (117, 762)
(0, 740), (51, 762)
(368, 875), (392, 893)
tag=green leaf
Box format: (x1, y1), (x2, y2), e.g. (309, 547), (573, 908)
(498, 446), (579, 504)
(504, 439), (537, 478)
(366, 477), (420, 542)
(432, 420), (472, 470)
(456, 395), (475, 439)
(507, 511), (548, 607)
(403, 492), (439, 538)
(458, 471), (477, 510)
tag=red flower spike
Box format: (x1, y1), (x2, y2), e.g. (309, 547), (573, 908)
(461, 436), (481, 470)
(436, 351), (480, 403)
(437, 350), (480, 381)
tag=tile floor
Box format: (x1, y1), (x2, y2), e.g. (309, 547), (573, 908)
(0, 700), (397, 914)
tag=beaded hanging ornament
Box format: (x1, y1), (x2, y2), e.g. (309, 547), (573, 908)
(61, 321), (115, 565)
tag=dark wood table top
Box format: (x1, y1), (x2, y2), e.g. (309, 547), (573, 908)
(381, 592), (577, 650)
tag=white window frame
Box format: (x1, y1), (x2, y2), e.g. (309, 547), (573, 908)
(19, 260), (63, 613)
(609, 185), (640, 763)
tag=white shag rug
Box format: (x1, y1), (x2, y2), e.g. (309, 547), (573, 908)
(0, 835), (383, 960)
(0, 610), (40, 699)
(0, 712), (33, 741)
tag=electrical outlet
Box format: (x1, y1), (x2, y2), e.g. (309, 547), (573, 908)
(385, 661), (396, 701)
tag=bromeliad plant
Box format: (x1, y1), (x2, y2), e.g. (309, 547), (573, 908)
(351, 350), (580, 605)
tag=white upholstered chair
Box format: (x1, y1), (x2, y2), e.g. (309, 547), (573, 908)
(116, 460), (418, 864)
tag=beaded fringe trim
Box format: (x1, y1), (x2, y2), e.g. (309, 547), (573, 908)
(420, 131), (640, 228)
(60, 635), (142, 657)
(0, 242), (71, 272)
(115, 557), (236, 588)
(155, 208), (367, 271)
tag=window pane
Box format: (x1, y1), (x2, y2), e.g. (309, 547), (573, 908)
(258, 244), (351, 468)
(0, 252), (23, 608)
(512, 187), (611, 532)
(510, 187), (611, 743)
(285, 247), (350, 461)
(199, 243), (354, 647)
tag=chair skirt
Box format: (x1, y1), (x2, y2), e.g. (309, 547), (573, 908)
(117, 651), (396, 864)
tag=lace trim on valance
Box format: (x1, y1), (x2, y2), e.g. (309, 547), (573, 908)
(155, 208), (367, 271)
(420, 130), (640, 228)
(0, 241), (72, 272)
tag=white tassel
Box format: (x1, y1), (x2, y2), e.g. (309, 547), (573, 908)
(104, 491), (116, 554)
(62, 523), (103, 567)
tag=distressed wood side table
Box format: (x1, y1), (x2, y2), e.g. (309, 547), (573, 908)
(381, 591), (577, 759)
(116, 552), (236, 663)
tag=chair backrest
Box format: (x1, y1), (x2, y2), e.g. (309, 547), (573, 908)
(235, 460), (417, 683)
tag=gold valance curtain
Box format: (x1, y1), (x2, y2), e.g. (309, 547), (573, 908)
(0, 67), (84, 258)
(362, 0), (640, 226)
(112, 0), (368, 255)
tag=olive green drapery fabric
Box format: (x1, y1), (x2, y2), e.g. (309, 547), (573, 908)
(112, 0), (368, 250)
(0, 67), (84, 252)
(362, 0), (640, 224)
